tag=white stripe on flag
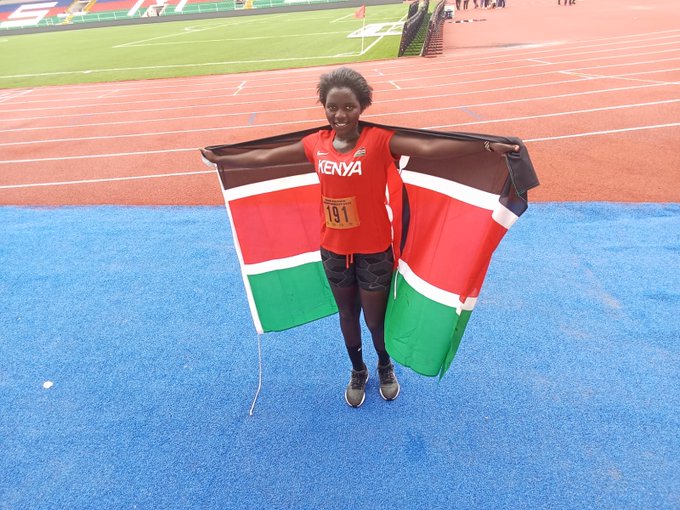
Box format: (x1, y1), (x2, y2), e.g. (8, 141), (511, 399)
(401, 170), (518, 229)
(398, 259), (477, 312)
(223, 200), (264, 333)
(243, 251), (321, 275)
(223, 172), (319, 201)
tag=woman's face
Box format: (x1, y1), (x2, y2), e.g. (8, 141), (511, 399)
(323, 86), (363, 139)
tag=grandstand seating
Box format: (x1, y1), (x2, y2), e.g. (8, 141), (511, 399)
(0, 0), (351, 29)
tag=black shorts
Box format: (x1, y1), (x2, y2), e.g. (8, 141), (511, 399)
(320, 246), (394, 292)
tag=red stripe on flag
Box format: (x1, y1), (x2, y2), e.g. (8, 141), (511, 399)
(229, 185), (321, 265)
(400, 185), (508, 297)
(354, 4), (365, 18)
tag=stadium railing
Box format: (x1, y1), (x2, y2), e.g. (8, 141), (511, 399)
(397, 0), (429, 57)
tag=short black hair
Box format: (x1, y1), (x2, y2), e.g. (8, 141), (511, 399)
(317, 67), (373, 110)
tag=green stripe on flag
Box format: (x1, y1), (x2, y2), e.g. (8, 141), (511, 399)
(385, 273), (472, 377)
(248, 261), (337, 332)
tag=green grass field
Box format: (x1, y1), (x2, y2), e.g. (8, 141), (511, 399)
(0, 5), (409, 89)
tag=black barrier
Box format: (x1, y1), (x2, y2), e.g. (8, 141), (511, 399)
(398, 0), (429, 57)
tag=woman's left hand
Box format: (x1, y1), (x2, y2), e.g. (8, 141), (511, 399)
(489, 142), (521, 154)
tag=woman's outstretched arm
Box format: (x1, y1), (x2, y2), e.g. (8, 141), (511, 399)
(201, 140), (308, 168)
(389, 132), (519, 159)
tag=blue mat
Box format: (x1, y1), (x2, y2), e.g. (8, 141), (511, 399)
(1, 204), (678, 509)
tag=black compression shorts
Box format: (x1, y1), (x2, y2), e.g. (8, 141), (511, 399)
(320, 246), (394, 292)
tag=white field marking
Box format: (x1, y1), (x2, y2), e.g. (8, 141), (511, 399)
(122, 31), (356, 46)
(1, 78), (673, 135)
(4, 55), (677, 118)
(233, 81), (246, 96)
(524, 123), (680, 143)
(560, 71), (604, 79)
(348, 22), (404, 39)
(243, 251), (321, 276)
(0, 170), (213, 189)
(397, 258), (477, 311)
(96, 89), (121, 99)
(0, 147), (195, 164)
(389, 81), (401, 90)
(0, 88), (34, 104)
(113, 21), (240, 48)
(425, 99), (680, 129)
(374, 69), (384, 76)
(354, 21), (405, 56)
(330, 13), (353, 23)
(6, 94), (677, 151)
(569, 71), (680, 85)
(6, 76), (274, 102)
(527, 58), (553, 64)
(0, 52), (397, 81)
(560, 69), (679, 85)
(4, 80), (674, 134)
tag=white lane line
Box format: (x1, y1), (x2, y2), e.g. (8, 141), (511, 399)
(0, 88), (34, 104)
(0, 147), (196, 164)
(377, 29), (680, 71)
(0, 51), (385, 81)
(96, 89), (121, 99)
(3, 81), (674, 134)
(233, 81), (247, 96)
(0, 57), (680, 118)
(426, 99), (680, 129)
(527, 58), (553, 65)
(525, 123), (680, 142)
(2, 82), (676, 145)
(389, 81), (401, 90)
(3, 53), (677, 115)
(4, 125), (678, 190)
(0, 170), (214, 189)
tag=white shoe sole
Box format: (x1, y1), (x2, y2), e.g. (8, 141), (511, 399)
(379, 383), (400, 401)
(344, 372), (368, 408)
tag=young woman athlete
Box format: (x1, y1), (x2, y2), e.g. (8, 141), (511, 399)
(202, 67), (519, 408)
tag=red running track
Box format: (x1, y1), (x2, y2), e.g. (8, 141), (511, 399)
(0, 0), (678, 206)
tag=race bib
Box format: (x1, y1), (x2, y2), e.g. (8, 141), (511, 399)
(322, 196), (360, 229)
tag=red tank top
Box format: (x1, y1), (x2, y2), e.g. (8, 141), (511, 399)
(302, 126), (397, 255)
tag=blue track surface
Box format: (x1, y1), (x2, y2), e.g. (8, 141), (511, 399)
(1, 203), (678, 509)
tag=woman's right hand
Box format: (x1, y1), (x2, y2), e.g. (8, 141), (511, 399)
(200, 148), (221, 164)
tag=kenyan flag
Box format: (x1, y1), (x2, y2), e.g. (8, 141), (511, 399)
(207, 122), (538, 377)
